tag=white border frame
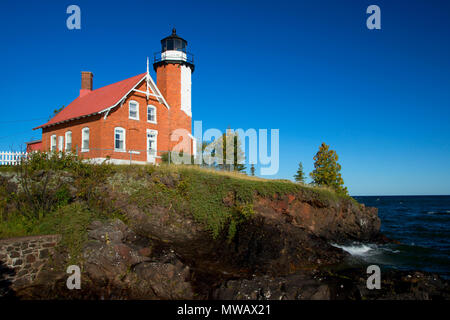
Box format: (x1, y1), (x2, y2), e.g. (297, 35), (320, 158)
(129, 100), (139, 121)
(50, 134), (57, 152)
(65, 131), (72, 152)
(114, 127), (126, 152)
(81, 127), (90, 152)
(147, 105), (157, 124)
(58, 136), (64, 151)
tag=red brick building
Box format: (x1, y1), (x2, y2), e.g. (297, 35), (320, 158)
(32, 29), (195, 164)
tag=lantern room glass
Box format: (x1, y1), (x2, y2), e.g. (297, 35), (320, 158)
(162, 38), (187, 53)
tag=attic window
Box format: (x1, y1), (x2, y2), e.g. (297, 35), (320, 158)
(129, 100), (139, 120)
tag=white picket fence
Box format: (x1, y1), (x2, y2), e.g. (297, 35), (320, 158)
(0, 151), (27, 166)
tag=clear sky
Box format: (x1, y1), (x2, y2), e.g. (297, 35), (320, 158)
(0, 0), (449, 195)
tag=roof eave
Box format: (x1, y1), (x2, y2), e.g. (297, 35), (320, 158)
(33, 112), (103, 130)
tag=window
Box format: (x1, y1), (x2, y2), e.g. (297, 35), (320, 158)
(50, 135), (57, 152)
(129, 100), (139, 120)
(174, 39), (181, 50)
(147, 105), (157, 123)
(65, 131), (72, 151)
(58, 136), (64, 151)
(114, 127), (126, 152)
(81, 127), (89, 152)
(167, 39), (174, 50)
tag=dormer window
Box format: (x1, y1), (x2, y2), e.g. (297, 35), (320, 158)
(129, 100), (139, 120)
(147, 105), (157, 124)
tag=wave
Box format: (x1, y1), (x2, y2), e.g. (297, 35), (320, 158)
(332, 242), (401, 257)
(331, 243), (374, 256)
(426, 210), (450, 215)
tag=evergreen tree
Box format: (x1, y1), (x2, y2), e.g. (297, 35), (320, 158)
(225, 132), (246, 172)
(294, 162), (305, 183)
(207, 131), (246, 172)
(250, 164), (255, 176)
(310, 142), (348, 195)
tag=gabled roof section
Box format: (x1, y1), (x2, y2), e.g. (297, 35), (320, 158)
(34, 73), (148, 130)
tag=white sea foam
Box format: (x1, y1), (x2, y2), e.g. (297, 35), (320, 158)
(382, 247), (401, 254)
(331, 243), (373, 256)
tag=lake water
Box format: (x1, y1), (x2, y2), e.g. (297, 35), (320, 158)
(339, 195), (450, 279)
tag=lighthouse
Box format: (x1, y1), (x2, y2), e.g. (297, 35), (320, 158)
(153, 28), (194, 119)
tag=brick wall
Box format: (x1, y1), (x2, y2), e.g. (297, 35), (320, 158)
(0, 234), (61, 289)
(41, 77), (193, 163)
(156, 63), (193, 152)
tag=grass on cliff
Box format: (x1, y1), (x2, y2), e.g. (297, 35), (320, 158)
(110, 164), (351, 240)
(0, 152), (356, 263)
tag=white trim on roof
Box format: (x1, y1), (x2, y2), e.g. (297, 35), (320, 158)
(146, 72), (171, 109)
(36, 72), (171, 129)
(100, 72), (170, 120)
(98, 74), (148, 116)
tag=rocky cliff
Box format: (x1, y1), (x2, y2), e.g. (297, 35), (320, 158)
(0, 163), (448, 299)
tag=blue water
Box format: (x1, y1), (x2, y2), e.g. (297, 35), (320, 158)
(346, 196), (450, 279)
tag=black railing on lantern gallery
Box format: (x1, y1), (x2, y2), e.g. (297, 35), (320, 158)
(153, 50), (194, 64)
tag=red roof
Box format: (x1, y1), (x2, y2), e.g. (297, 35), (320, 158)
(34, 73), (146, 130)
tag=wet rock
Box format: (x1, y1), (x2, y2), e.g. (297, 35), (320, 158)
(213, 273), (331, 300)
(130, 253), (193, 299)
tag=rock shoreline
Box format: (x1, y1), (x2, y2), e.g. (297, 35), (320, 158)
(0, 168), (448, 300)
(8, 204), (449, 300)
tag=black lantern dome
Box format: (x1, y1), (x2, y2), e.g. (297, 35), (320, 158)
(153, 28), (194, 72)
(161, 28), (187, 53)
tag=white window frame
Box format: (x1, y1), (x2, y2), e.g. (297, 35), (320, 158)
(114, 127), (126, 152)
(65, 131), (72, 152)
(58, 136), (64, 151)
(81, 127), (89, 152)
(50, 135), (57, 152)
(129, 100), (139, 120)
(147, 105), (157, 124)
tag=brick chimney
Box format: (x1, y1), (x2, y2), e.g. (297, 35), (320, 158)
(80, 71), (93, 97)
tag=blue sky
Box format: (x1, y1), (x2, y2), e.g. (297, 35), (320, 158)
(0, 0), (449, 195)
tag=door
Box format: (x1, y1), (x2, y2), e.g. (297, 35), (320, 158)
(147, 130), (157, 163)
